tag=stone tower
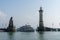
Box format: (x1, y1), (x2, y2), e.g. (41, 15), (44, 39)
(37, 7), (44, 31)
(7, 17), (15, 32)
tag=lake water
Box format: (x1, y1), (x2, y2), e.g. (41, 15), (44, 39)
(0, 31), (60, 40)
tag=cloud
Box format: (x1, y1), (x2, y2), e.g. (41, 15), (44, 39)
(0, 11), (7, 18)
(0, 11), (7, 23)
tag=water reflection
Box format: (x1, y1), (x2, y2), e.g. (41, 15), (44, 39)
(39, 31), (44, 34)
(7, 32), (14, 40)
(37, 31), (44, 40)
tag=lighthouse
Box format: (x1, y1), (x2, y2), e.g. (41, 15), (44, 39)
(37, 7), (44, 31)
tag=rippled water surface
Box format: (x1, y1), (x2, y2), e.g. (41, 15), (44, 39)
(0, 31), (60, 40)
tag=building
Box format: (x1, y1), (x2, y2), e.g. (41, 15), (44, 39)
(17, 24), (34, 32)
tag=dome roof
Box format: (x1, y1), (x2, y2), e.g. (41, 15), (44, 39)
(17, 25), (34, 32)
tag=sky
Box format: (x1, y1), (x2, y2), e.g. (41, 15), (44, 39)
(0, 0), (60, 29)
